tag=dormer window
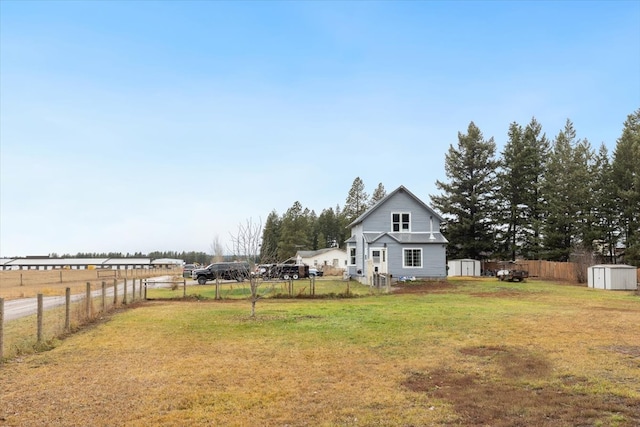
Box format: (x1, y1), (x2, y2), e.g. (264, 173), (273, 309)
(392, 212), (410, 232)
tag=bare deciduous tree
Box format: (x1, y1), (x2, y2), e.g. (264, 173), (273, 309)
(229, 217), (276, 317)
(208, 234), (226, 299)
(210, 234), (225, 263)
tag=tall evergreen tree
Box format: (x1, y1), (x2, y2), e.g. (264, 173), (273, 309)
(572, 138), (597, 250)
(278, 201), (311, 260)
(520, 118), (549, 259)
(260, 210), (281, 262)
(304, 208), (318, 250)
(430, 122), (499, 259)
(370, 183), (387, 206)
(335, 204), (350, 248)
(496, 121), (530, 260)
(591, 144), (619, 262)
(317, 207), (341, 248)
(611, 109), (640, 265)
(344, 177), (369, 223)
(541, 120), (594, 260)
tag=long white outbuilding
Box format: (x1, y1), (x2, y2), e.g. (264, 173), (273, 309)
(0, 257), (183, 271)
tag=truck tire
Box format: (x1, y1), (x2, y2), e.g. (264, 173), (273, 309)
(283, 274), (290, 280)
(197, 276), (207, 285)
(293, 274), (299, 280)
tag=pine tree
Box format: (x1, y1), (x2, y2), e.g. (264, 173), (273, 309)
(344, 177), (369, 223)
(521, 118), (549, 259)
(260, 210), (281, 262)
(572, 138), (597, 251)
(591, 144), (619, 262)
(611, 109), (640, 265)
(541, 120), (594, 261)
(317, 207), (341, 248)
(305, 208), (318, 250)
(496, 121), (530, 260)
(369, 183), (387, 206)
(278, 201), (311, 260)
(430, 122), (499, 259)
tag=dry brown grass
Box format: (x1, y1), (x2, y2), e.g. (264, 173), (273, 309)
(0, 268), (177, 300)
(1, 279), (639, 426)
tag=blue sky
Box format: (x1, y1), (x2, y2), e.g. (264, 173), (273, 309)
(1, 1), (639, 257)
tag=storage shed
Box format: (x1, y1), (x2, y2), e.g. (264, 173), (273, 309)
(447, 259), (481, 277)
(587, 264), (638, 290)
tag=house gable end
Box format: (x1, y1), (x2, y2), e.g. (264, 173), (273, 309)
(348, 185), (444, 228)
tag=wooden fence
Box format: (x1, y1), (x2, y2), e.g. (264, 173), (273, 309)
(485, 260), (640, 284)
(519, 260), (578, 282)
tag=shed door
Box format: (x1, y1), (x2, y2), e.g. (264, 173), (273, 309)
(461, 260), (476, 276)
(370, 248), (387, 274)
(593, 267), (606, 289)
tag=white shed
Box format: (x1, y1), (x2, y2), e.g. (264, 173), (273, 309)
(447, 259), (481, 277)
(588, 264), (638, 290)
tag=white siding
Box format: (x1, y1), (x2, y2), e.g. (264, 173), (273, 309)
(298, 249), (348, 269)
(588, 265), (637, 290)
(448, 259), (481, 277)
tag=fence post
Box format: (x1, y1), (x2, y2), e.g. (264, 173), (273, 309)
(0, 297), (4, 361)
(86, 282), (91, 319)
(123, 278), (128, 305)
(65, 288), (71, 331)
(132, 279), (136, 303)
(37, 293), (43, 343)
(143, 280), (147, 300)
(183, 279), (186, 298)
(101, 281), (106, 312)
(113, 278), (118, 306)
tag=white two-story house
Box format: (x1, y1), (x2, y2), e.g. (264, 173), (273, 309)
(345, 185), (448, 284)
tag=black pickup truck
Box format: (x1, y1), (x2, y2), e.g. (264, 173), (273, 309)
(260, 263), (309, 280)
(192, 262), (250, 285)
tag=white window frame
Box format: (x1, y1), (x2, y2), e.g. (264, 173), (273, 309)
(391, 212), (411, 232)
(349, 247), (356, 265)
(403, 248), (422, 268)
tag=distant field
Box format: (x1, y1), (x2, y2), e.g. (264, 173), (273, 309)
(1, 278), (639, 426)
(0, 268), (178, 299)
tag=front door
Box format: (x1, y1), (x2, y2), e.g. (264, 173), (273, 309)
(370, 248), (387, 274)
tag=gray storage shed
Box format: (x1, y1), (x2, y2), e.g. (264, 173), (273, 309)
(447, 259), (481, 277)
(587, 264), (638, 290)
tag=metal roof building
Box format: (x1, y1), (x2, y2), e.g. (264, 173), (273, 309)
(0, 257), (181, 270)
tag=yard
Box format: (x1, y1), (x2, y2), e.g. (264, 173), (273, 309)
(1, 278), (639, 426)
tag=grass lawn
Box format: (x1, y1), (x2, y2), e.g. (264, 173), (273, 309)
(1, 278), (639, 426)
(145, 277), (372, 300)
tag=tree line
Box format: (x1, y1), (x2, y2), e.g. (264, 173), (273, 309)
(259, 109), (639, 267)
(46, 109), (639, 268)
(431, 109), (640, 266)
(259, 180), (387, 263)
(48, 251), (212, 265)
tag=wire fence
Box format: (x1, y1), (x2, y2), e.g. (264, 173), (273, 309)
(0, 278), (146, 361)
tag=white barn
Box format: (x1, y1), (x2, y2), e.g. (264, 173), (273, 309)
(447, 259), (482, 277)
(587, 264), (638, 290)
